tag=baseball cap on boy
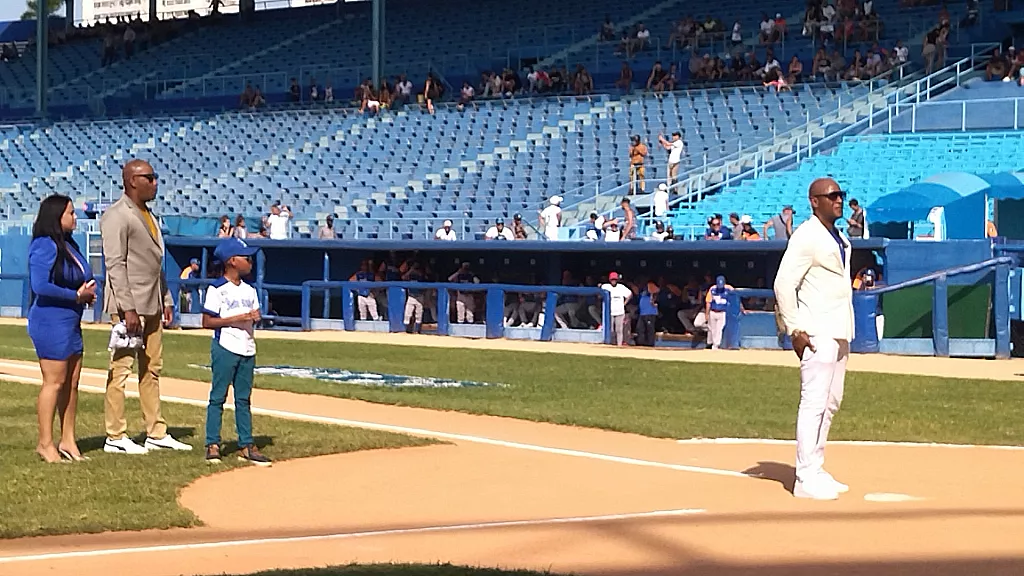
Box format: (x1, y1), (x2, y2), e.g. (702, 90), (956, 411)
(214, 238), (259, 263)
(609, 272), (620, 280)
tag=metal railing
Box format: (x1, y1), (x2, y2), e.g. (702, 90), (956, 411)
(879, 96), (1024, 133)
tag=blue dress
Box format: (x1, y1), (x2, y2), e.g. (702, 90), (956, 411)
(27, 237), (95, 361)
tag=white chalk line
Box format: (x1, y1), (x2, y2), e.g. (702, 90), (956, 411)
(676, 437), (1024, 451)
(0, 364), (749, 479)
(0, 508), (706, 564)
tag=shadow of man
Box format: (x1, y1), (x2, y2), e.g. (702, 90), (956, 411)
(743, 461), (796, 494)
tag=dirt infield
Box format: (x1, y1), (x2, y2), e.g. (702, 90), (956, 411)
(1, 329), (1023, 576)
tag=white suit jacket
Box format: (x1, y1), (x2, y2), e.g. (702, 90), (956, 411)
(773, 215), (855, 341)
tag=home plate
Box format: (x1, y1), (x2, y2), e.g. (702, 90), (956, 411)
(863, 492), (925, 502)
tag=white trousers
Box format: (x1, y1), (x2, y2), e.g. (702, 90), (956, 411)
(610, 314), (626, 345)
(707, 310), (726, 349)
(795, 336), (849, 484)
(357, 294), (379, 320)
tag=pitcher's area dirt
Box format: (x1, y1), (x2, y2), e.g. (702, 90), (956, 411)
(0, 328), (1022, 576)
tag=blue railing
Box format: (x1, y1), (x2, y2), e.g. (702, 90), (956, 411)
(300, 280), (612, 343)
(728, 256), (1015, 359)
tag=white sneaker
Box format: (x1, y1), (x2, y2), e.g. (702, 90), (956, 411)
(820, 471), (849, 493)
(104, 436), (149, 455)
(145, 435), (194, 451)
(793, 478), (839, 500)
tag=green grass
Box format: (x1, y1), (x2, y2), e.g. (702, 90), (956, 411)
(0, 325), (1022, 446)
(216, 565), (558, 576)
(0, 379), (433, 539)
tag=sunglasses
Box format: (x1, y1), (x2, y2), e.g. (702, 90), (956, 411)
(812, 190), (846, 201)
(134, 173), (159, 183)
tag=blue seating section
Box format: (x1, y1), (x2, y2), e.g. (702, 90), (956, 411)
(667, 131), (1024, 237)
(0, 80), (864, 238)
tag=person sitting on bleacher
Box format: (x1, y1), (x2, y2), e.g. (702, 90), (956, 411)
(239, 83), (254, 109)
(986, 48), (1008, 81)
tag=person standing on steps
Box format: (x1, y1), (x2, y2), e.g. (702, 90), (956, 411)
(100, 159), (193, 455)
(773, 177), (854, 501)
(27, 195), (96, 463)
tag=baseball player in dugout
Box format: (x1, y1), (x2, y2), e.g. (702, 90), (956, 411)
(773, 177), (855, 501)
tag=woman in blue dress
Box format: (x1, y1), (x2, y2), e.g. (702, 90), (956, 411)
(28, 195), (96, 463)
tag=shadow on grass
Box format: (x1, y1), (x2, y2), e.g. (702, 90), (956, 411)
(78, 427), (200, 455)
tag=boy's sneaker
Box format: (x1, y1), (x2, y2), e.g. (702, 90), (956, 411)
(238, 445), (272, 467)
(205, 444), (222, 464)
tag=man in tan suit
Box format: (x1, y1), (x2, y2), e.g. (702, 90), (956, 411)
(101, 159), (192, 454)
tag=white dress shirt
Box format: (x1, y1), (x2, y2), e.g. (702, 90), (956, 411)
(773, 215), (855, 341)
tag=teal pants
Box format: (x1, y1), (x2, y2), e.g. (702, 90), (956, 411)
(205, 339), (255, 447)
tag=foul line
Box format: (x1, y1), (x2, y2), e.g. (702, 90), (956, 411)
(0, 365), (750, 479)
(676, 437), (1024, 451)
(0, 508), (705, 564)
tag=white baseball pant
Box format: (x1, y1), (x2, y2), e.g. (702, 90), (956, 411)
(357, 294), (379, 320)
(795, 336), (849, 484)
(707, 310), (726, 349)
(455, 293), (474, 323)
(611, 314), (626, 345)
(403, 294), (424, 324)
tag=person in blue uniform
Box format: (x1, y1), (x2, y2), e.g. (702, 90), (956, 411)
(27, 195), (96, 463)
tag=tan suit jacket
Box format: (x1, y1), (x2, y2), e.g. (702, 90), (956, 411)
(100, 195), (173, 317)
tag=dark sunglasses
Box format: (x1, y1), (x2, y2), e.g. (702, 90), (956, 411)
(812, 190), (846, 201)
(134, 173), (159, 183)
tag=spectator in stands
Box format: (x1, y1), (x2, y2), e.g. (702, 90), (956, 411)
(460, 81), (475, 104)
(759, 14), (776, 45)
(650, 221), (669, 241)
(1008, 47), (1024, 81)
(265, 203), (290, 240)
(846, 50), (865, 80)
(628, 135), (648, 194)
(730, 20), (743, 48)
(812, 48), (831, 81)
(846, 199), (865, 238)
(744, 51), (762, 81)
(600, 15), (616, 41)
(619, 198), (637, 240)
(232, 215), (247, 239)
(324, 82), (334, 103)
(923, 27), (939, 74)
(763, 205), (796, 240)
(986, 48), (1008, 81)
(101, 32), (117, 66)
(449, 262), (478, 324)
(251, 87), (265, 109)
(318, 215), (336, 239)
(485, 218), (515, 241)
(604, 221), (622, 242)
(217, 215), (232, 238)
(424, 73), (441, 114)
(654, 183), (669, 218)
(787, 56), (804, 84)
(379, 80), (392, 108)
(393, 75), (413, 109)
(289, 78), (300, 102)
(775, 13), (787, 41)
(123, 25), (137, 59)
(701, 15), (724, 44)
(584, 212), (604, 241)
(635, 22), (651, 51)
(351, 260), (379, 321)
(435, 219), (457, 241)
(658, 131), (685, 187)
(704, 215), (731, 240)
(540, 196), (563, 240)
(728, 213), (743, 238)
(762, 49), (782, 81)
(511, 214), (528, 239)
(647, 61), (668, 92)
(527, 68), (551, 93)
(615, 62), (633, 93)
(1, 43), (16, 62)
(309, 77), (319, 102)
(963, 0), (979, 26)
(893, 40), (909, 65)
(574, 65), (594, 95)
(240, 83), (254, 109)
(602, 272), (632, 346)
(740, 216), (761, 240)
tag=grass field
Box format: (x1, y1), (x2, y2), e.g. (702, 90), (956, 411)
(0, 380), (432, 539)
(0, 326), (1021, 445)
(221, 565), (557, 576)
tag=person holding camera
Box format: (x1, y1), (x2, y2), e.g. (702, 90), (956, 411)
(28, 195), (97, 463)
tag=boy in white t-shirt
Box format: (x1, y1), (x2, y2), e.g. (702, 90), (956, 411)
(201, 238), (270, 467)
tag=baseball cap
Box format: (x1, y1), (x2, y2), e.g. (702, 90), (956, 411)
(214, 237), (259, 263)
(608, 272), (620, 280)
(550, 195), (563, 205)
(513, 213), (522, 220)
(715, 275), (726, 288)
(658, 183), (668, 191)
(740, 214), (752, 224)
(189, 257), (200, 266)
(495, 217), (504, 225)
(443, 219), (453, 227)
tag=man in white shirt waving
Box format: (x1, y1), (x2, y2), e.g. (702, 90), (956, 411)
(601, 272), (633, 346)
(773, 177), (854, 501)
(658, 131), (685, 187)
(266, 203), (290, 240)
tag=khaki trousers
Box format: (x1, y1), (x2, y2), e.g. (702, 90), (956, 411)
(105, 313), (167, 440)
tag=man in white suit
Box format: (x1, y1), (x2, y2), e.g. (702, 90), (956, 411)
(773, 177), (855, 500)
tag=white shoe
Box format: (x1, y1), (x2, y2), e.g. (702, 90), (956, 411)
(145, 435), (194, 451)
(820, 471), (849, 493)
(104, 436), (149, 455)
(793, 478), (839, 500)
